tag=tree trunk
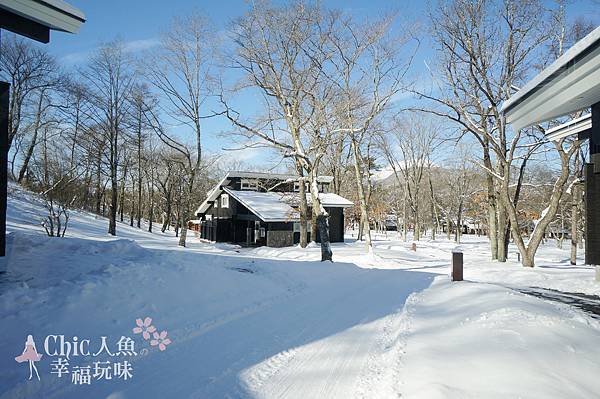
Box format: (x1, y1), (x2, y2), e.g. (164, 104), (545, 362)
(137, 123), (143, 229)
(18, 91), (45, 183)
(311, 210), (318, 243)
(119, 163), (128, 223)
(178, 215), (187, 246)
(570, 183), (581, 265)
(455, 202), (463, 243)
(317, 214), (332, 261)
(414, 202), (420, 241)
(108, 125), (118, 236)
(350, 139), (372, 250)
(497, 201), (507, 262)
(484, 144), (499, 260)
(108, 184), (117, 236)
(148, 184), (154, 233)
(521, 250), (535, 268)
(430, 176), (437, 241)
(296, 169), (308, 247)
(162, 199), (171, 233)
(403, 189), (408, 242)
(307, 171), (334, 260)
(130, 179), (135, 227)
(177, 189), (188, 246)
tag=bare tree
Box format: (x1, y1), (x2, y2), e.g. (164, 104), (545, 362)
(0, 34), (56, 157)
(128, 83), (154, 229)
(82, 41), (134, 236)
(414, 0), (551, 262)
(223, 0), (336, 259)
(146, 12), (216, 247)
(381, 114), (439, 241)
(326, 12), (413, 251)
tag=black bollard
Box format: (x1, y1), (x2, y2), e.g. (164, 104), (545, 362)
(452, 251), (463, 281)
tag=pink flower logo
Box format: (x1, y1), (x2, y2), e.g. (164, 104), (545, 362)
(133, 317), (156, 340)
(150, 331), (171, 351)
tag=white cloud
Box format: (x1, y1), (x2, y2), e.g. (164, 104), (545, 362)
(60, 37), (159, 65)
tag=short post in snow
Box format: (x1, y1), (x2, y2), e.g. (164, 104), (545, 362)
(411, 242), (417, 251)
(595, 266), (600, 282)
(452, 250), (463, 282)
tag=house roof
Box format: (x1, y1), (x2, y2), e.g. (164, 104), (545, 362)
(223, 188), (299, 222)
(306, 193), (354, 208)
(501, 25), (600, 131)
(220, 187), (354, 222)
(195, 171), (337, 215)
(226, 171), (334, 183)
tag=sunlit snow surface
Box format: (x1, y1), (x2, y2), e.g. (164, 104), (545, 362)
(1, 184), (599, 399)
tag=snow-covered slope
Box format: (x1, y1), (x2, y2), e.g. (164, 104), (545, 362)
(1, 185), (600, 399)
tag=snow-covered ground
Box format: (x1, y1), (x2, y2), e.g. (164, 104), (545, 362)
(1, 185), (599, 398)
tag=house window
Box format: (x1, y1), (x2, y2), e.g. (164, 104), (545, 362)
(221, 194), (229, 208)
(293, 181), (309, 192)
(293, 222), (311, 232)
(241, 178), (258, 190)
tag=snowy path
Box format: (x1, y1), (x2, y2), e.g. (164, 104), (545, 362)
(235, 269), (428, 399)
(512, 286), (600, 319)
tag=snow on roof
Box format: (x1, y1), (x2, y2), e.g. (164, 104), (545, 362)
(223, 188), (354, 222)
(307, 193), (354, 208)
(195, 175), (231, 215)
(228, 171), (334, 183)
(195, 171), (341, 216)
(223, 187), (299, 222)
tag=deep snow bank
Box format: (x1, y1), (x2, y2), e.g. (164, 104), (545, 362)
(400, 277), (600, 399)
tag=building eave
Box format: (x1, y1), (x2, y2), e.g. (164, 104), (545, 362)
(501, 25), (600, 131)
(0, 0), (85, 34)
(545, 113), (592, 142)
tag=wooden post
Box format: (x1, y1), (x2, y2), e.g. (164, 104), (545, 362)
(0, 82), (8, 257)
(586, 102), (600, 266)
(452, 251), (463, 281)
(596, 266), (600, 282)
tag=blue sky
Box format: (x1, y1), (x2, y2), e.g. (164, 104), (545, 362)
(46, 0), (600, 170)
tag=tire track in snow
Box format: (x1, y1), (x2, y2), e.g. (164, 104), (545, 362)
(239, 272), (429, 399)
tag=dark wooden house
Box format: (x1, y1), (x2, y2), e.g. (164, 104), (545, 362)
(194, 172), (353, 247)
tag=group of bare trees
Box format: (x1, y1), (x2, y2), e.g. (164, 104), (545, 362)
(403, 0), (593, 267)
(1, 0), (593, 266)
(2, 29), (215, 245)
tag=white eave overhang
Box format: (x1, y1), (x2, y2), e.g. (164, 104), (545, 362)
(501, 25), (600, 131)
(0, 0), (85, 43)
(545, 113), (592, 142)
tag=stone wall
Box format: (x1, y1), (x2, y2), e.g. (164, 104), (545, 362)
(267, 230), (293, 247)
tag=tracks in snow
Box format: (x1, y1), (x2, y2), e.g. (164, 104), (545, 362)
(234, 271), (430, 399)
